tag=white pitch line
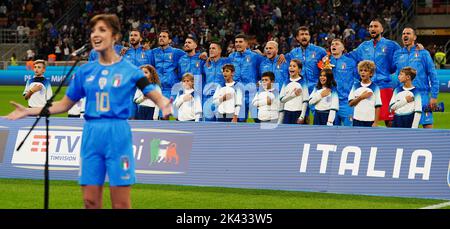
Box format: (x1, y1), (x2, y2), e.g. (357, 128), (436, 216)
(420, 201), (450, 209)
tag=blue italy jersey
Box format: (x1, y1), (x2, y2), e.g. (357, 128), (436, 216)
(203, 57), (230, 96)
(203, 57), (230, 85)
(347, 37), (401, 89)
(286, 44), (327, 92)
(392, 46), (439, 98)
(66, 58), (157, 120)
(88, 44), (123, 62)
(330, 55), (359, 104)
(123, 45), (152, 67)
(259, 55), (289, 90)
(178, 52), (204, 77)
(150, 46), (185, 96)
(229, 49), (264, 84)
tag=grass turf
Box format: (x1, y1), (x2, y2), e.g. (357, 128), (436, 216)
(0, 178), (446, 209)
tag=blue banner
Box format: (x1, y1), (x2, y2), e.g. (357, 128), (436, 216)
(0, 68), (78, 86)
(0, 118), (449, 200)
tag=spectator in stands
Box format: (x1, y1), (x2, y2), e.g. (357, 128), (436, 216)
(10, 53), (18, 66)
(434, 47), (446, 69)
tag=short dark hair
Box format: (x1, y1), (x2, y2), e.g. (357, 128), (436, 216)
(160, 29), (172, 39)
(403, 25), (416, 35)
(371, 18), (386, 29)
(222, 64), (235, 72)
(295, 26), (310, 36)
(261, 71), (275, 82)
(210, 41), (222, 49)
(186, 34), (198, 44)
(235, 33), (248, 41)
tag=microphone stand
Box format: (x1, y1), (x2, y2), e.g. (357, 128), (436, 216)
(16, 54), (83, 209)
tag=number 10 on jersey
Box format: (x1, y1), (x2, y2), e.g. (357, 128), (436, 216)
(96, 92), (110, 112)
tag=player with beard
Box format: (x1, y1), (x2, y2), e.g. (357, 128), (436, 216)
(177, 35), (205, 87)
(286, 26), (327, 123)
(150, 30), (185, 99)
(392, 27), (439, 128)
(329, 39), (359, 126)
(347, 18), (401, 127)
(122, 29), (152, 67)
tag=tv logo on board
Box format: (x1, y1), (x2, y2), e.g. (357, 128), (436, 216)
(12, 130), (82, 167)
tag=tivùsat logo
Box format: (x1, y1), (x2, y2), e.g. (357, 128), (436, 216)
(12, 126), (83, 171)
(12, 126), (193, 174)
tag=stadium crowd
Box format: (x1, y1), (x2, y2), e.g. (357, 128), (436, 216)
(1, 0), (412, 60)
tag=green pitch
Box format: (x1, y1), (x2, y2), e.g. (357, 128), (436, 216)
(0, 178), (446, 209)
(0, 85), (449, 209)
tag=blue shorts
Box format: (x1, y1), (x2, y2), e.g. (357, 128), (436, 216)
(313, 110), (329, 125)
(80, 119), (135, 186)
(334, 104), (353, 126)
(419, 93), (433, 126)
(392, 113), (415, 128)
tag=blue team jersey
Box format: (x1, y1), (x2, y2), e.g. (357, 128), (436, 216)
(286, 44), (327, 92)
(123, 45), (152, 67)
(203, 57), (230, 86)
(259, 55), (289, 90)
(229, 49), (264, 84)
(392, 46), (439, 98)
(330, 55), (359, 104)
(178, 52), (204, 77)
(88, 44), (124, 61)
(66, 58), (157, 120)
(347, 37), (401, 89)
(150, 46), (185, 95)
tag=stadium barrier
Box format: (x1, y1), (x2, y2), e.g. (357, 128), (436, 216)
(0, 118), (449, 200)
(1, 67), (450, 92)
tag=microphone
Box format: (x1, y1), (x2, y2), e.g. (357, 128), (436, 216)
(71, 44), (90, 56)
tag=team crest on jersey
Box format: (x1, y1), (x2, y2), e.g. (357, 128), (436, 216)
(246, 56), (251, 62)
(98, 77), (107, 90)
(311, 52), (316, 58)
(381, 46), (386, 53)
(415, 52), (419, 58)
(101, 70), (109, 75)
(341, 63), (346, 70)
(113, 74), (122, 87)
(141, 53), (145, 59)
(168, 53), (172, 60)
(196, 61), (200, 68)
(277, 64), (280, 69)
